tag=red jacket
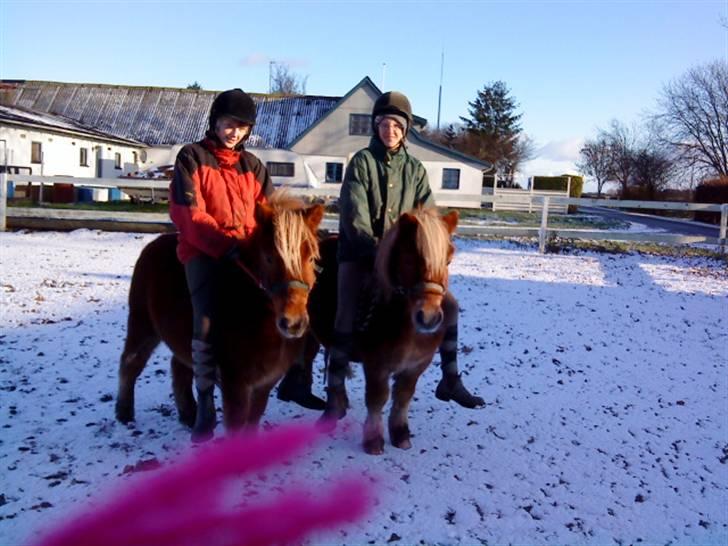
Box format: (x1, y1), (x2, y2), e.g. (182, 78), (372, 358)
(169, 138), (273, 263)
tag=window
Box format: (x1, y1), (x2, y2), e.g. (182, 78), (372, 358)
(114, 152), (122, 169)
(349, 114), (372, 136)
(79, 147), (89, 166)
(325, 162), (343, 183)
(267, 162), (295, 177)
(31, 141), (42, 164)
(132, 151), (138, 165)
(442, 168), (460, 190)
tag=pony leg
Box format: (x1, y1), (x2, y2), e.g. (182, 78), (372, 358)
(115, 334), (160, 424)
(389, 366), (427, 450)
(248, 383), (277, 428)
(221, 380), (252, 433)
(170, 356), (196, 428)
(362, 366), (390, 455)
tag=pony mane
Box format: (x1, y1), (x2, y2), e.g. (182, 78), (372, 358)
(267, 190), (320, 279)
(375, 207), (451, 297)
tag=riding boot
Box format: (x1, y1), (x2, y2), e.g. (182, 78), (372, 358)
(277, 359), (326, 411)
(321, 330), (352, 421)
(435, 324), (485, 409)
(191, 339), (218, 442)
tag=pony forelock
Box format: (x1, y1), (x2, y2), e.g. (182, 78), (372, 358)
(375, 207), (451, 298)
(268, 189), (320, 279)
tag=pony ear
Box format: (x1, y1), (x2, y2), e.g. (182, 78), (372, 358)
(441, 210), (459, 234)
(255, 201), (274, 227)
(303, 204), (324, 231)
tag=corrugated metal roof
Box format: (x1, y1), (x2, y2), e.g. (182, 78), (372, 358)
(0, 81), (340, 149)
(0, 103), (143, 146)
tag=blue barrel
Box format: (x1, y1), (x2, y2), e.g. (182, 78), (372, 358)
(108, 188), (122, 201)
(6, 181), (14, 199)
(77, 187), (94, 202)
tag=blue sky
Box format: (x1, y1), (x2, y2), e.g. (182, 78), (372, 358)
(1, 0), (725, 184)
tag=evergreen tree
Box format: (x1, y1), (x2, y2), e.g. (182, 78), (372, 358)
(458, 81), (530, 184)
(460, 81), (522, 140)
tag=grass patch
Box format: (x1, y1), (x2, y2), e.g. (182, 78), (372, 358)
(450, 207), (629, 230)
(8, 199), (168, 214)
(546, 238), (728, 263)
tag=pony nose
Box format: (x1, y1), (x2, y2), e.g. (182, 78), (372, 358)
(415, 309), (443, 333)
(277, 315), (309, 339)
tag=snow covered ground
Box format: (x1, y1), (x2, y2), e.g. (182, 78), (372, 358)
(1, 229), (726, 545)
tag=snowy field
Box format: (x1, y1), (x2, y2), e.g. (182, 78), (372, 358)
(1, 229), (727, 546)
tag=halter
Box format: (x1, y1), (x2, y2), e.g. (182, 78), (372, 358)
(231, 257), (310, 299)
(393, 281), (446, 298)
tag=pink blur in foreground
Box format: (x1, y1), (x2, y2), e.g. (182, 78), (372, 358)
(31, 422), (373, 546)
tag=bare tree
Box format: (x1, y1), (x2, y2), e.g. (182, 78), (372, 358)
(601, 120), (638, 198)
(630, 147), (674, 199)
(653, 60), (728, 178)
(270, 63), (308, 96)
(576, 136), (613, 197)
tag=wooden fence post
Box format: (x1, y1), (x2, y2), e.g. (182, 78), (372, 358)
(720, 203), (728, 253)
(538, 196), (550, 254)
(0, 172), (7, 232)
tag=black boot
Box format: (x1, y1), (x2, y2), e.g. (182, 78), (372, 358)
(277, 365), (326, 410)
(435, 373), (485, 409)
(191, 339), (217, 442)
(435, 324), (485, 409)
(320, 332), (352, 422)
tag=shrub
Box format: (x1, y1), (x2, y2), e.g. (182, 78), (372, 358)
(694, 176), (728, 224)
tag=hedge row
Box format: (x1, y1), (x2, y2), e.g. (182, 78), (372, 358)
(694, 176), (728, 224)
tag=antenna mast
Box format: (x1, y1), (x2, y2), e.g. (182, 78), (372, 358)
(436, 49), (444, 130)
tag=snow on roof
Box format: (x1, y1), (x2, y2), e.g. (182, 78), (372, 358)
(0, 103), (143, 146)
(0, 81), (340, 149)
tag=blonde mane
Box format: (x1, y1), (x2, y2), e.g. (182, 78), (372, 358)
(268, 190), (320, 279)
(375, 207), (451, 296)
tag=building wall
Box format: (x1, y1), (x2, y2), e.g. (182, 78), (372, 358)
(290, 86), (378, 156)
(0, 125), (142, 177)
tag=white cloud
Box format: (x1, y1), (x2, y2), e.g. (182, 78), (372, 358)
(240, 53), (271, 66)
(535, 137), (584, 162)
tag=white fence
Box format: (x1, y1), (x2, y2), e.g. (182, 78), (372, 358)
(1, 174), (726, 253)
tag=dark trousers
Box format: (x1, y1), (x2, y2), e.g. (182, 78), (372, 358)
(184, 254), (220, 342)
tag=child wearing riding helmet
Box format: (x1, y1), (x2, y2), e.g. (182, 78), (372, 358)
(169, 88), (273, 442)
(321, 91), (484, 419)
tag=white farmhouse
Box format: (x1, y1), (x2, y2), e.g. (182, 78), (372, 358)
(0, 105), (144, 178)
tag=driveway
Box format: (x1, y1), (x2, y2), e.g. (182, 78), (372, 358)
(580, 206), (721, 238)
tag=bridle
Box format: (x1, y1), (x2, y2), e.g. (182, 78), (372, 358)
(393, 280), (446, 298)
(231, 256), (310, 299)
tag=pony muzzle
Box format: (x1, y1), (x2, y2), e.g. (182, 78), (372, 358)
(277, 313), (310, 339)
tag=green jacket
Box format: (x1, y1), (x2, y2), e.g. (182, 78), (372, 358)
(338, 137), (434, 263)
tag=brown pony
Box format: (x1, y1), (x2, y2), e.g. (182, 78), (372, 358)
(115, 192), (324, 432)
(308, 208), (459, 454)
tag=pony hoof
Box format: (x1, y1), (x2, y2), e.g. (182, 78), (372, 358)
(363, 437), (385, 455)
(393, 438), (412, 450)
(316, 414), (339, 433)
(115, 403), (134, 424)
(178, 410), (196, 429)
(390, 429), (412, 450)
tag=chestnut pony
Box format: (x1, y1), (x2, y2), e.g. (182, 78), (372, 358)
(308, 208), (459, 454)
(116, 192), (324, 432)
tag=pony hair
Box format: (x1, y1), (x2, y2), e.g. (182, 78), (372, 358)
(268, 190), (320, 279)
(374, 207), (451, 298)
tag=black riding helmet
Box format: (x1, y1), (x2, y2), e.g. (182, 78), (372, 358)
(209, 88), (257, 130)
(371, 91), (413, 136)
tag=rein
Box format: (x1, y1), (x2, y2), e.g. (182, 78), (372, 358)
(231, 256), (310, 298)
